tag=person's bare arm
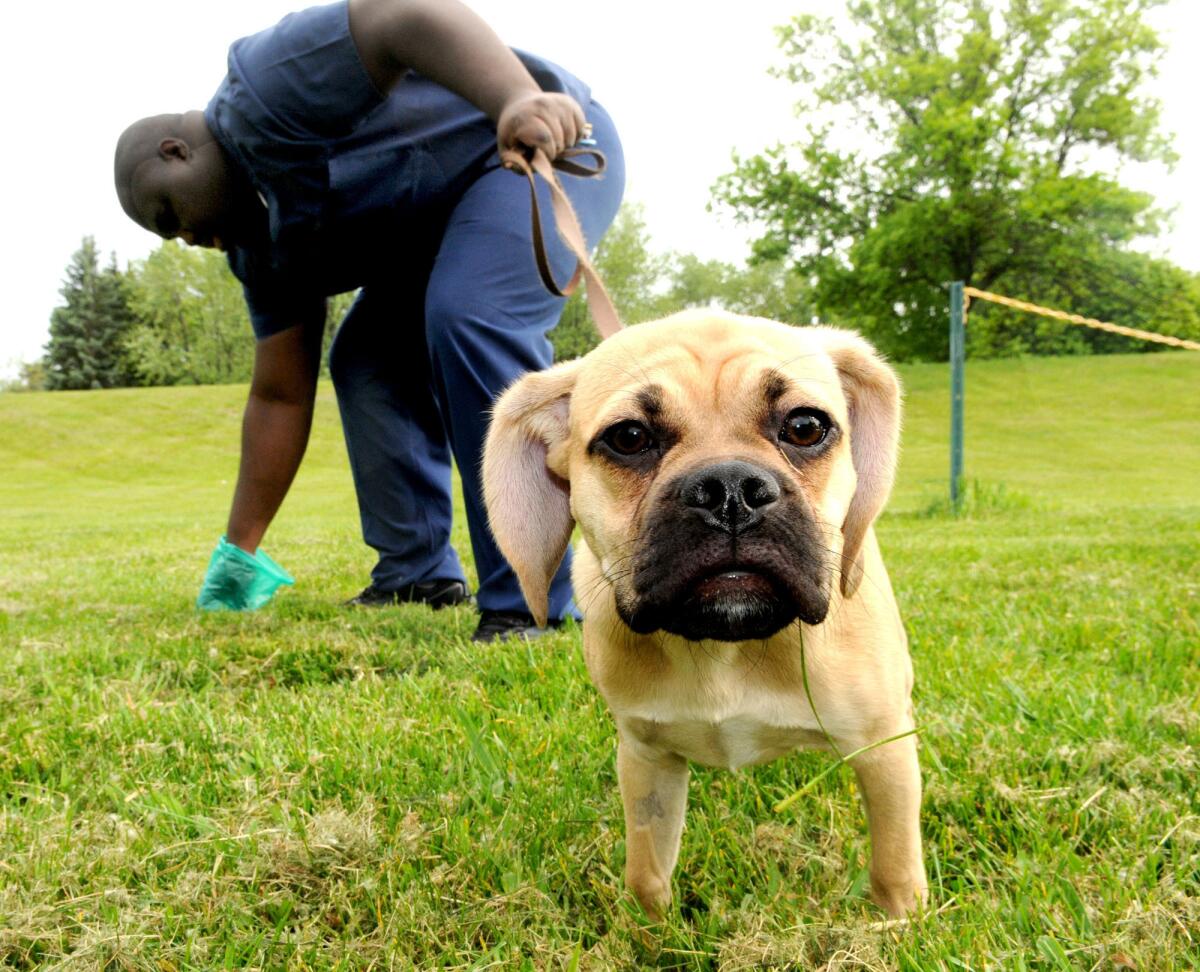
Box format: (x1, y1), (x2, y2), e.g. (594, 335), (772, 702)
(225, 311), (325, 552)
(347, 0), (585, 157)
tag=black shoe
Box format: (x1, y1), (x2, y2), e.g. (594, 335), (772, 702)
(471, 610), (564, 643)
(345, 579), (471, 609)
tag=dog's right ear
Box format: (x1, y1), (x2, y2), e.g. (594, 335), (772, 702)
(813, 328), (902, 599)
(483, 359), (584, 626)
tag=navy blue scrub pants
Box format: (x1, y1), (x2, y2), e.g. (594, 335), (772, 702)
(328, 102), (624, 619)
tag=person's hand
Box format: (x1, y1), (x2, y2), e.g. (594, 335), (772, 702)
(197, 536), (294, 611)
(496, 91), (587, 160)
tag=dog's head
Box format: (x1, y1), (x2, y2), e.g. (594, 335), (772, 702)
(483, 310), (901, 642)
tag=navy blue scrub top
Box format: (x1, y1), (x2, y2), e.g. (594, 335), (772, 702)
(204, 1), (592, 338)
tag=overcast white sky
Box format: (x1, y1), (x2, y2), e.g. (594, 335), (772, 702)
(1, 0), (1196, 377)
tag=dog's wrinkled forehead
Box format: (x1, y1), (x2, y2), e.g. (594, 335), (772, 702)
(569, 313), (848, 437)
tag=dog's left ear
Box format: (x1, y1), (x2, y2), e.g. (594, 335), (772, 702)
(815, 328), (902, 598)
(483, 358), (584, 626)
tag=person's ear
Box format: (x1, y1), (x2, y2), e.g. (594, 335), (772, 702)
(158, 138), (190, 162)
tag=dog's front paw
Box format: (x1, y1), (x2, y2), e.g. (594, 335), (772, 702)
(869, 872), (929, 918)
(628, 874), (671, 922)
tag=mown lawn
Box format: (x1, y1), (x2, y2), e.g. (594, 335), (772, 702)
(0, 351), (1197, 970)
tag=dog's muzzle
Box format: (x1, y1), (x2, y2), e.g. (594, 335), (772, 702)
(618, 459), (832, 642)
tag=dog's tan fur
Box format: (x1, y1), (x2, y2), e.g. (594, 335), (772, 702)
(483, 310), (927, 918)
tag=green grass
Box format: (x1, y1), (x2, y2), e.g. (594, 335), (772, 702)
(1, 352), (1197, 970)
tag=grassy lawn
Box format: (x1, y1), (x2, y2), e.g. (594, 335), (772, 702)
(0, 351), (1197, 970)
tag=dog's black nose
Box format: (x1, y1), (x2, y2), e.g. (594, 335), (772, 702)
(678, 460), (781, 533)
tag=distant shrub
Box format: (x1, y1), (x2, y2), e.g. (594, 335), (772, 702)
(918, 479), (1038, 519)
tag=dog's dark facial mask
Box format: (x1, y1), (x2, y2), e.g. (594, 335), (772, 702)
(616, 458), (833, 641)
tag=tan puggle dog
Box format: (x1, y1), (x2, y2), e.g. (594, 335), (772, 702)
(483, 310), (927, 919)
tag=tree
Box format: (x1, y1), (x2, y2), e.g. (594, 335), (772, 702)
(44, 237), (136, 390)
(663, 255), (816, 325)
(716, 0), (1179, 360)
(124, 240), (256, 385)
(550, 204), (821, 359)
(0, 359), (47, 393)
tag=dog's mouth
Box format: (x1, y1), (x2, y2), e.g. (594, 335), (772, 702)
(690, 567), (780, 602)
(621, 554), (824, 643)
(674, 565), (792, 642)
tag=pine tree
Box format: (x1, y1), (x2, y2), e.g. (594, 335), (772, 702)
(44, 237), (136, 390)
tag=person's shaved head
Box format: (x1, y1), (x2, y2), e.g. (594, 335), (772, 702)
(113, 110), (251, 251)
(114, 114), (184, 224)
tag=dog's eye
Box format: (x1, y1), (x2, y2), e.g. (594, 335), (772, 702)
(602, 420), (656, 456)
(779, 409), (829, 448)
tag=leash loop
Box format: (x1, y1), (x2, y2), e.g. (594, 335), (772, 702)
(501, 144), (623, 341)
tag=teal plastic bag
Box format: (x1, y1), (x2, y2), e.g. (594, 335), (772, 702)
(197, 536), (295, 611)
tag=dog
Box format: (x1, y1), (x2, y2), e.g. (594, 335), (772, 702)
(482, 309), (927, 919)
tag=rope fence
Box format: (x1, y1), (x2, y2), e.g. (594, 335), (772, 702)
(946, 280), (1197, 509)
(963, 286), (1200, 352)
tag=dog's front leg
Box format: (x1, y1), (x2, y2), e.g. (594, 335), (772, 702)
(847, 731), (928, 917)
(617, 737), (689, 920)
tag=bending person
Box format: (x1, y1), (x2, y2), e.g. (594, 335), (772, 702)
(114, 0), (624, 641)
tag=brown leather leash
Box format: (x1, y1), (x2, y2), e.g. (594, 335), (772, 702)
(500, 144), (623, 340)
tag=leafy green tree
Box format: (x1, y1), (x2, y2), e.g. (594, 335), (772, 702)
(0, 359), (47, 393)
(44, 237), (137, 390)
(663, 255), (815, 325)
(124, 241), (256, 385)
(550, 204), (820, 360)
(552, 203), (669, 359)
(716, 0), (1178, 360)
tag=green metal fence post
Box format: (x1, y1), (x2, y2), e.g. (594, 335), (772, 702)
(949, 281), (965, 510)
